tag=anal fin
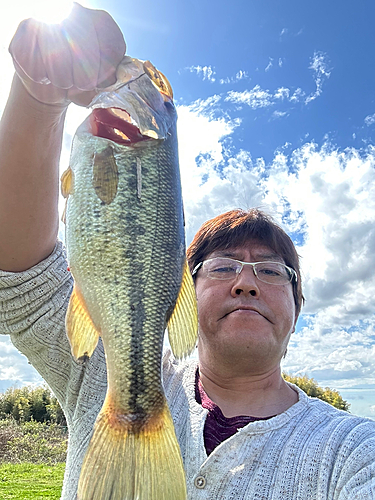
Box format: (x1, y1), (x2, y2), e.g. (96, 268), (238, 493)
(66, 284), (100, 363)
(167, 260), (198, 359)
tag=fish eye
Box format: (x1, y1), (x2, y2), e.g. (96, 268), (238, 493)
(164, 101), (175, 110)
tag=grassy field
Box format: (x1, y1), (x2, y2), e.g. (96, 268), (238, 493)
(0, 417), (67, 499)
(0, 463), (65, 499)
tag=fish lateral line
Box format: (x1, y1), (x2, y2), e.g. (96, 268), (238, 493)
(136, 157), (142, 199)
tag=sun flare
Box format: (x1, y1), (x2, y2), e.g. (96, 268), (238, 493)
(18, 0), (76, 25)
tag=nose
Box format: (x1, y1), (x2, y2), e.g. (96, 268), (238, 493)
(230, 264), (260, 298)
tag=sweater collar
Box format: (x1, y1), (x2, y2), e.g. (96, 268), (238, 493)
(180, 357), (311, 432)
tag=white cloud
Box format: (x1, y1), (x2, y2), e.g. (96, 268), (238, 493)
(176, 97), (242, 242)
(365, 113), (375, 126)
(224, 53), (330, 112)
(186, 65), (216, 82)
(235, 70), (248, 81)
(274, 87), (290, 100)
(305, 51), (331, 104)
(290, 88), (306, 102)
(198, 51), (329, 114)
(271, 111), (288, 120)
(370, 405), (375, 414)
(225, 85), (274, 109)
(0, 339), (43, 388)
(265, 58), (273, 72)
(331, 358), (363, 373)
(219, 77), (233, 85)
(220, 70), (249, 85)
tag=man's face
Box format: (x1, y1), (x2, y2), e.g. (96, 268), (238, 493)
(194, 242), (297, 371)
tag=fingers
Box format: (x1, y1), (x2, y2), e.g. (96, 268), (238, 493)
(13, 69), (69, 107)
(9, 19), (48, 84)
(90, 7), (127, 87)
(61, 3), (101, 91)
(38, 24), (73, 89)
(61, 3), (126, 90)
(9, 18), (74, 90)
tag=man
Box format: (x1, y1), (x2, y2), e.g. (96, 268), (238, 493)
(0, 5), (374, 500)
(187, 209), (302, 420)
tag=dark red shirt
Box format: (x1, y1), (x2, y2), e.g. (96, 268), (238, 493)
(195, 370), (275, 455)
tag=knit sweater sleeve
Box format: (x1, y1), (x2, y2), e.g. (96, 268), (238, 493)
(335, 421), (375, 499)
(0, 241), (107, 427)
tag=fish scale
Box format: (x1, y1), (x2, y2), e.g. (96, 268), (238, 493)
(61, 56), (197, 499)
(68, 132), (182, 405)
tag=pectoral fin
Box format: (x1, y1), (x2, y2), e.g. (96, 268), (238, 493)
(93, 146), (119, 204)
(61, 166), (74, 224)
(66, 285), (100, 363)
(61, 166), (74, 199)
(167, 260), (198, 359)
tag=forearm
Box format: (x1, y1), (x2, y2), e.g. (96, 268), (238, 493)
(0, 74), (67, 272)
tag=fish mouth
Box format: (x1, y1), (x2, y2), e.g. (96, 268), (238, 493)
(87, 58), (176, 144)
(89, 107), (152, 145)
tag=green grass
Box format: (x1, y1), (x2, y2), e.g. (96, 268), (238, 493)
(0, 463), (65, 499)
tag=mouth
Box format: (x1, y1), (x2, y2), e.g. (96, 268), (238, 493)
(222, 306), (271, 322)
(89, 107), (152, 145)
(231, 307), (261, 315)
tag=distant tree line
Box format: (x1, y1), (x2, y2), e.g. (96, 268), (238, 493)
(283, 373), (350, 411)
(0, 385), (66, 426)
(0, 375), (349, 426)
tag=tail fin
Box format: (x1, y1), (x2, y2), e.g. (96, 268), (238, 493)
(77, 398), (186, 500)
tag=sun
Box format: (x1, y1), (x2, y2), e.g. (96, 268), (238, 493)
(19, 0), (79, 25)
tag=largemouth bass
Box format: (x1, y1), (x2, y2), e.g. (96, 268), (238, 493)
(61, 56), (197, 500)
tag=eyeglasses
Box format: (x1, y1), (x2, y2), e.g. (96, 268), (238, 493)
(191, 257), (297, 285)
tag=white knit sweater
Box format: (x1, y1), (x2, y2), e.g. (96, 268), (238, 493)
(0, 241), (375, 499)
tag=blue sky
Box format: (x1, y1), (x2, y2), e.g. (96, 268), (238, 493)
(0, 0), (375, 419)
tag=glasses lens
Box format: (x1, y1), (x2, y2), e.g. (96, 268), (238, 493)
(254, 262), (293, 284)
(204, 258), (241, 280)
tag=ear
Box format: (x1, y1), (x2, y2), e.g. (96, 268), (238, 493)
(292, 313), (299, 334)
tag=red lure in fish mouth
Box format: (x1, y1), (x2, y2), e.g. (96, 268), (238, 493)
(89, 107), (151, 145)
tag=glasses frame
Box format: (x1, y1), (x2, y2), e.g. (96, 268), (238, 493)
(191, 257), (297, 285)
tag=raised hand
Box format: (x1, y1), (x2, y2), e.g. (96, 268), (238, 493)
(9, 3), (126, 107)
